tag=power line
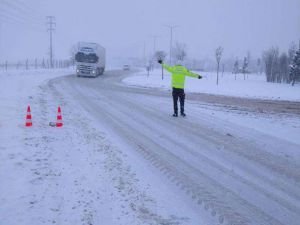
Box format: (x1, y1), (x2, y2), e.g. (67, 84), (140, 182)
(4, 0), (44, 17)
(0, 0), (45, 60)
(1, 0), (43, 22)
(47, 16), (56, 68)
(0, 2), (44, 31)
(0, 11), (44, 32)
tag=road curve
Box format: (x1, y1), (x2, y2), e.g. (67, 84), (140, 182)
(49, 70), (300, 225)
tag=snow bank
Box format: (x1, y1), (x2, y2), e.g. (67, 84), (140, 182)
(123, 69), (300, 102)
(0, 69), (73, 128)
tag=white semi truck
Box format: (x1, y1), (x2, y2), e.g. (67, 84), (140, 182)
(75, 42), (106, 77)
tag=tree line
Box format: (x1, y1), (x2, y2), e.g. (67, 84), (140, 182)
(0, 58), (73, 71)
(263, 42), (299, 85)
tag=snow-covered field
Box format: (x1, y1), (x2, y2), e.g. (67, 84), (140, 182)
(1, 69), (300, 225)
(123, 69), (300, 101)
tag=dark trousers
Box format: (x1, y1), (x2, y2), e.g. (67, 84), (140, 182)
(172, 88), (185, 114)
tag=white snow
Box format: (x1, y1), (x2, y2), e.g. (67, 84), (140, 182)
(188, 101), (300, 147)
(0, 69), (216, 225)
(1, 68), (300, 225)
(123, 69), (300, 101)
(123, 68), (300, 145)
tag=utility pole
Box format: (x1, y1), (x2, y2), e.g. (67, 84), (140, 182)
(0, 21), (2, 62)
(46, 16), (56, 68)
(165, 25), (178, 65)
(143, 42), (146, 66)
(150, 35), (159, 56)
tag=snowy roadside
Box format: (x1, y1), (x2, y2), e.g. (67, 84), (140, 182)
(0, 68), (73, 129)
(0, 69), (137, 224)
(123, 69), (300, 102)
(0, 69), (74, 224)
(0, 69), (215, 224)
(122, 69), (300, 146)
(189, 101), (300, 146)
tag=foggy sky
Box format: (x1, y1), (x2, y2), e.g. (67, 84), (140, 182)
(0, 0), (300, 63)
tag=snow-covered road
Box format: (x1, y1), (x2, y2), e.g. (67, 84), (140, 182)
(1, 69), (300, 225)
(52, 70), (300, 225)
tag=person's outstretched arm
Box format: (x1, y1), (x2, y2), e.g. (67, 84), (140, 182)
(184, 68), (202, 79)
(162, 63), (175, 73)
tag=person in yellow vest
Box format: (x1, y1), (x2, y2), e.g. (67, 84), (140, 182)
(158, 59), (202, 117)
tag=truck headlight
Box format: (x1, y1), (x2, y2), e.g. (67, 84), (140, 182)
(92, 70), (96, 74)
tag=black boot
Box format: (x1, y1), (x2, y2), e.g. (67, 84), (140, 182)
(181, 112), (186, 117)
(173, 113), (178, 117)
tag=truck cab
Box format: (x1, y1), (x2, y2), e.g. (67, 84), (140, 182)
(75, 42), (106, 77)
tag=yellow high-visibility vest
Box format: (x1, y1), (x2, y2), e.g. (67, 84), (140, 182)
(162, 63), (199, 89)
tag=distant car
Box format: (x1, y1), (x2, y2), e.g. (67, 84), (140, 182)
(123, 65), (130, 71)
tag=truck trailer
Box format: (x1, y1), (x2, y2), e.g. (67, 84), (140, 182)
(75, 42), (106, 77)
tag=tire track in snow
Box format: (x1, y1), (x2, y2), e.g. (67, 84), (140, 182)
(47, 76), (192, 225)
(49, 72), (300, 225)
(64, 80), (254, 225)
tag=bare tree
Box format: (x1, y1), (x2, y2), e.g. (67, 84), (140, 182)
(247, 51), (252, 71)
(242, 57), (248, 80)
(154, 50), (167, 79)
(263, 47), (279, 82)
(288, 42), (297, 65)
(173, 42), (187, 63)
(215, 46), (223, 85)
(279, 53), (289, 83)
(146, 64), (150, 77)
(155, 50), (167, 62)
(290, 45), (300, 86)
(35, 59), (38, 69)
(70, 44), (78, 66)
(146, 59), (154, 76)
(257, 58), (262, 74)
(233, 59), (239, 80)
(42, 58), (46, 69)
(26, 59), (29, 70)
(262, 46), (292, 84)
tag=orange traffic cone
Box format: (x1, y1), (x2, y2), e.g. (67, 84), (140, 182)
(56, 106), (63, 127)
(25, 105), (32, 127)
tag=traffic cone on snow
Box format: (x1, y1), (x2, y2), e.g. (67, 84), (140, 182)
(25, 105), (32, 127)
(56, 106), (63, 127)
